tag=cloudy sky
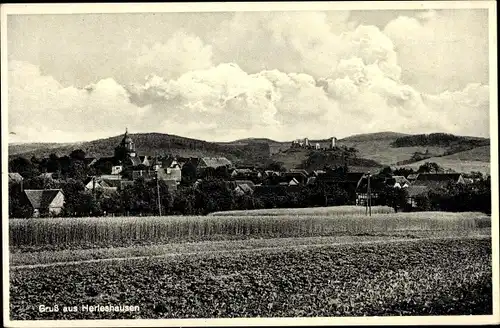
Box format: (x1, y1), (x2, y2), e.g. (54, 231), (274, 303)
(6, 4), (492, 143)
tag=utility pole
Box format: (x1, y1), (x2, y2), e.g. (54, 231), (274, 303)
(155, 152), (162, 216)
(367, 171), (372, 217)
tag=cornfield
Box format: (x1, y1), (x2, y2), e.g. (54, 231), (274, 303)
(209, 206), (396, 216)
(9, 212), (490, 248)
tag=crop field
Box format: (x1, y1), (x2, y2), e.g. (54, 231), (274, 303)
(210, 205), (396, 216)
(10, 212), (490, 251)
(10, 237), (492, 319)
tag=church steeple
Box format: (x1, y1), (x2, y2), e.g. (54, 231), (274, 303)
(121, 128), (136, 156)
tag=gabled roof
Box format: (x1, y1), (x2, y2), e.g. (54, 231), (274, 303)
(312, 170), (325, 176)
(199, 157), (232, 168)
(39, 172), (55, 179)
(233, 168), (253, 174)
(234, 180), (256, 189)
(414, 173), (462, 182)
(306, 177), (317, 185)
(236, 183), (253, 194)
(24, 189), (63, 209)
(407, 185), (430, 197)
(8, 172), (24, 183)
(393, 176), (410, 185)
(289, 169), (309, 176)
(413, 173), (463, 189)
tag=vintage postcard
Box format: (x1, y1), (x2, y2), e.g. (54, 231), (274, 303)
(2, 1), (498, 327)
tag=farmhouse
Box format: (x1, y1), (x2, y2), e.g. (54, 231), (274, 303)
(412, 173), (465, 189)
(24, 189), (65, 217)
(234, 183), (254, 196)
(391, 176), (410, 188)
(198, 157), (233, 169)
(406, 185), (431, 207)
(355, 176), (388, 206)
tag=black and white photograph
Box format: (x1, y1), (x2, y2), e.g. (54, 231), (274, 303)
(2, 1), (498, 327)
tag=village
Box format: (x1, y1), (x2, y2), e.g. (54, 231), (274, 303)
(8, 129), (486, 218)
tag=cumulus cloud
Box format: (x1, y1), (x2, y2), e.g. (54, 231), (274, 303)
(135, 30), (214, 81)
(384, 9), (489, 93)
(8, 61), (150, 143)
(7, 10), (490, 143)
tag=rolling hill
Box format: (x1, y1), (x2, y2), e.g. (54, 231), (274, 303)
(337, 132), (490, 168)
(8, 131), (490, 174)
(396, 146), (491, 175)
(269, 147), (383, 173)
(8, 133), (271, 166)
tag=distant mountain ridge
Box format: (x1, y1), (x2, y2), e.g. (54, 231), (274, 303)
(8, 131), (490, 173)
(8, 133), (270, 166)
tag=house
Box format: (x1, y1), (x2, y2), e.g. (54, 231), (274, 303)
(406, 185), (431, 207)
(157, 166), (182, 183)
(412, 173), (465, 189)
(391, 176), (410, 188)
(234, 183), (254, 196)
(99, 174), (122, 180)
(355, 175), (389, 206)
(38, 172), (55, 179)
(132, 170), (156, 180)
(306, 176), (317, 186)
(234, 180), (256, 189)
(264, 170), (281, 177)
(84, 177), (104, 190)
(85, 178), (119, 194)
(8, 172), (24, 184)
(283, 171), (308, 184)
(100, 178), (134, 190)
(407, 173), (419, 183)
(311, 170), (326, 177)
(198, 157), (233, 169)
(24, 189), (65, 217)
(231, 168), (253, 177)
(111, 165), (123, 175)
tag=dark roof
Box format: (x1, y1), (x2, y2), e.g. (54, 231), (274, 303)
(8, 172), (24, 183)
(346, 172), (365, 182)
(306, 177), (317, 185)
(356, 176), (388, 192)
(393, 176), (410, 185)
(199, 157), (232, 168)
(289, 169), (309, 176)
(407, 185), (430, 197)
(234, 180), (256, 189)
(413, 173), (463, 189)
(39, 172), (55, 179)
(236, 183), (253, 194)
(24, 189), (63, 209)
(414, 173), (462, 182)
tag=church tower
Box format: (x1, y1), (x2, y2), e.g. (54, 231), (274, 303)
(121, 128), (136, 157)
